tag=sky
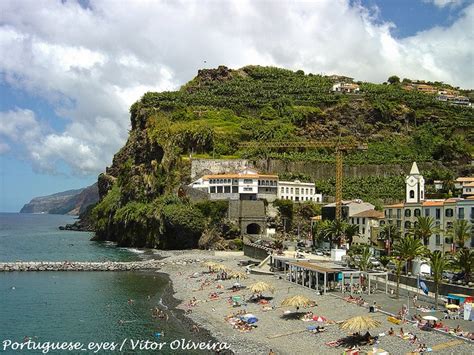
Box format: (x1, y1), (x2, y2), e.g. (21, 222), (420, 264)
(0, 0), (473, 212)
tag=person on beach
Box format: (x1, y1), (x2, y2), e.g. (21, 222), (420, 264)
(192, 324), (200, 333)
(399, 328), (404, 337)
(388, 327), (394, 336)
(269, 349), (275, 355)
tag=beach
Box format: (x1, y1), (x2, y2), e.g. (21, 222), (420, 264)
(158, 250), (474, 355)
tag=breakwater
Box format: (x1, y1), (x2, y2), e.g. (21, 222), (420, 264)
(0, 258), (202, 272)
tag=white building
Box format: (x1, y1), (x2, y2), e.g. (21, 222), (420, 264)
(189, 169), (322, 203)
(455, 177), (474, 190)
(277, 180), (322, 202)
(350, 209), (385, 245)
(383, 163), (474, 252)
(405, 162), (425, 203)
(332, 82), (360, 93)
(463, 182), (474, 198)
(189, 168), (278, 201)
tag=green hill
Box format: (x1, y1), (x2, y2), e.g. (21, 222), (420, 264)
(91, 65), (474, 248)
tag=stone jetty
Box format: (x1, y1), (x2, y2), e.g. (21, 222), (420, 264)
(0, 258), (203, 272)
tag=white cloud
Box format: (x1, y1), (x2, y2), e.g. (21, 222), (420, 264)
(423, 0), (464, 8)
(0, 0), (472, 175)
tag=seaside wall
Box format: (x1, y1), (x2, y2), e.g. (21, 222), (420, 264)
(388, 274), (474, 297)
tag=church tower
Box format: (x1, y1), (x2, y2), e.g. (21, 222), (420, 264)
(405, 162), (425, 204)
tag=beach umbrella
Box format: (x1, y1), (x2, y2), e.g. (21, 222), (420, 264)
(229, 271), (248, 280)
(422, 315), (438, 321)
(446, 304), (459, 309)
(202, 261), (218, 269)
(281, 295), (315, 309)
(213, 264), (230, 271)
(340, 316), (381, 332)
(249, 281), (275, 294)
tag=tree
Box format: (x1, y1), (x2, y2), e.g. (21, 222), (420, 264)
(379, 224), (401, 255)
(324, 219), (347, 248)
(449, 219), (471, 249)
(391, 256), (405, 299)
(311, 220), (330, 248)
(356, 245), (372, 272)
(393, 235), (427, 275)
(429, 250), (447, 309)
(388, 75), (400, 85)
(412, 216), (439, 246)
(450, 248), (474, 283)
(344, 224), (360, 248)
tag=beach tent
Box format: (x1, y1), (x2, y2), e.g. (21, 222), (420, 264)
(422, 315), (438, 321)
(313, 315), (327, 323)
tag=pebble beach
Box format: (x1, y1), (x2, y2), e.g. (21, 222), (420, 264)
(158, 250), (474, 355)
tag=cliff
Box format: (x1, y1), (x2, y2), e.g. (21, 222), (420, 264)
(89, 65), (473, 248)
(20, 183), (99, 215)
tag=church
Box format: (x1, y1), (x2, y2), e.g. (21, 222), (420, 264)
(383, 162), (474, 253)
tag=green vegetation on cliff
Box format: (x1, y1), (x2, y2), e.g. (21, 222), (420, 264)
(91, 65), (473, 248)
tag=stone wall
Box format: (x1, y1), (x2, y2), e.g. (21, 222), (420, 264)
(191, 158), (436, 181)
(191, 159), (251, 180)
(388, 274), (474, 297)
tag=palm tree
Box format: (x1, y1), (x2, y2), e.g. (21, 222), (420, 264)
(450, 248), (474, 283)
(324, 219), (347, 248)
(379, 224), (401, 255)
(412, 216), (438, 247)
(393, 235), (427, 275)
(311, 220), (330, 248)
(449, 219), (471, 249)
(344, 224), (360, 248)
(357, 245), (372, 272)
(391, 256), (405, 299)
(429, 250), (447, 309)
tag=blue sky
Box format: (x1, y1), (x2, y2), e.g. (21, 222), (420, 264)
(0, 0), (473, 212)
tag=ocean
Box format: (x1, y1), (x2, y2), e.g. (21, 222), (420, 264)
(0, 213), (214, 354)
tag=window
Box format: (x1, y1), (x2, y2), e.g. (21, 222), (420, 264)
(362, 228), (365, 234)
(290, 188), (293, 193)
(243, 179), (253, 184)
(425, 209), (430, 217)
(405, 209), (411, 217)
(435, 235), (440, 246)
(243, 187), (252, 191)
(210, 186), (216, 193)
(397, 209), (401, 218)
(380, 221), (385, 226)
(414, 209), (421, 217)
(397, 220), (401, 228)
(286, 187), (289, 193)
(232, 186), (238, 193)
(295, 196), (299, 201)
(459, 208), (465, 219)
(404, 221), (411, 229)
(224, 186), (230, 193)
(388, 209), (393, 218)
(217, 186), (223, 193)
(295, 188), (299, 195)
(436, 208), (441, 219)
(445, 209), (453, 217)
(421, 191), (424, 199)
(357, 218), (360, 224)
(281, 187), (284, 193)
(446, 222), (453, 229)
(409, 190), (415, 199)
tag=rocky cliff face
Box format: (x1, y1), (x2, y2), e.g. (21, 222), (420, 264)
(20, 183), (99, 215)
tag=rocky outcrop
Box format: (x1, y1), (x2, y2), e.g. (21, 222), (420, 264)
(20, 183), (99, 215)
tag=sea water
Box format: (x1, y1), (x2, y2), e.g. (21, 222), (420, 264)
(0, 213), (216, 354)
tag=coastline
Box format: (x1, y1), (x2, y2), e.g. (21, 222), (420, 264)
(157, 250), (270, 355)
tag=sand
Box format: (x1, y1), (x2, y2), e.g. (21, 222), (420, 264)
(158, 250), (474, 355)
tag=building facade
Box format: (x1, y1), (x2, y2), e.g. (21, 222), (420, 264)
(349, 210), (385, 245)
(277, 180), (322, 202)
(383, 163), (474, 252)
(189, 169), (322, 203)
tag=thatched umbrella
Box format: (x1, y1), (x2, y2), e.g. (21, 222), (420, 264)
(213, 264), (230, 272)
(249, 281), (275, 294)
(281, 295), (315, 309)
(202, 261), (218, 270)
(229, 271), (248, 280)
(340, 316), (381, 332)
